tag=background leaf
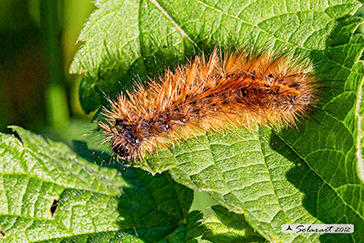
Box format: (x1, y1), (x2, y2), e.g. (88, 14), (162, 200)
(0, 127), (200, 242)
(71, 0), (364, 242)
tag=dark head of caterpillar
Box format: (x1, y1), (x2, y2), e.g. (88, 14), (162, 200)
(99, 48), (316, 160)
(99, 119), (142, 160)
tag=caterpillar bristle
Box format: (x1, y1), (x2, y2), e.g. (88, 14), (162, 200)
(99, 48), (316, 160)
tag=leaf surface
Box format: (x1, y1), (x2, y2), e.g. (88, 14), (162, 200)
(0, 127), (198, 242)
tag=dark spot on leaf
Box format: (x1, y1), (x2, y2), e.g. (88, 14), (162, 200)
(0, 228), (5, 238)
(50, 198), (60, 218)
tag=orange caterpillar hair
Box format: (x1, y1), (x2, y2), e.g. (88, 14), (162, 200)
(99, 49), (316, 160)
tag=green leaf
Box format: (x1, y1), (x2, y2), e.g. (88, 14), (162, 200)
(0, 127), (200, 242)
(70, 0), (362, 113)
(202, 205), (265, 243)
(71, 0), (364, 242)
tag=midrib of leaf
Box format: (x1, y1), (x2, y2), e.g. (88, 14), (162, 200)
(276, 131), (364, 221)
(355, 58), (364, 182)
(149, 0), (198, 47)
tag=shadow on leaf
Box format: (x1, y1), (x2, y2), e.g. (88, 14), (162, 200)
(73, 140), (195, 242)
(271, 16), (364, 242)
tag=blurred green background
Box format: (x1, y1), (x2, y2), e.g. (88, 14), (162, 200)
(1, 0), (363, 217)
(0, 0), (95, 142)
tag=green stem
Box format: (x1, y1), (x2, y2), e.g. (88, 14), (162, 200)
(40, 0), (69, 129)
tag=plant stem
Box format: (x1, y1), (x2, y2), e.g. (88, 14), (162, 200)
(40, 0), (69, 129)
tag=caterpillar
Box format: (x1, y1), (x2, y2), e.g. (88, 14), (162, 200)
(99, 48), (316, 160)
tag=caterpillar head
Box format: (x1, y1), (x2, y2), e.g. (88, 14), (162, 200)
(99, 119), (142, 160)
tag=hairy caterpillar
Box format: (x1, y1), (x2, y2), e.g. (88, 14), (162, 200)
(99, 49), (316, 160)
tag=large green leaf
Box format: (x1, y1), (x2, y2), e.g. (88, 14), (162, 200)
(70, 0), (364, 242)
(71, 0), (362, 113)
(0, 127), (198, 242)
